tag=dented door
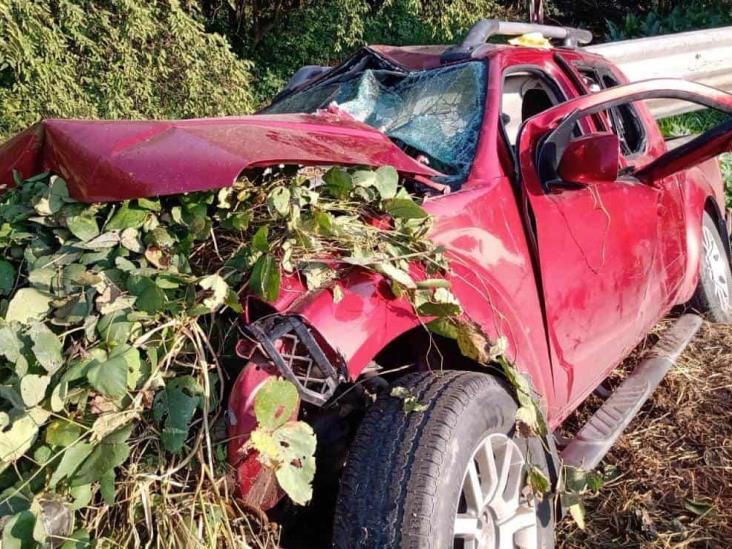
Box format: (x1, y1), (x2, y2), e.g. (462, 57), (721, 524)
(517, 79), (732, 415)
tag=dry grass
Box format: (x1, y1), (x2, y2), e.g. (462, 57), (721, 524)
(557, 320), (732, 548)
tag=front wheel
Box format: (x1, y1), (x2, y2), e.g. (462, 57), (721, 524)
(332, 371), (554, 549)
(689, 212), (732, 323)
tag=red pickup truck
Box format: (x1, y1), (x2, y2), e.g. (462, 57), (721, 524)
(3, 19), (732, 549)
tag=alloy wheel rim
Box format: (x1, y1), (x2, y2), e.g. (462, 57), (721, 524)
(453, 433), (539, 549)
(702, 225), (730, 313)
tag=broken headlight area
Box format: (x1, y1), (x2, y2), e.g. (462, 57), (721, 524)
(241, 315), (346, 406)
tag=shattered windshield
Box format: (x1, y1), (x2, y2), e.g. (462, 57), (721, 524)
(265, 54), (487, 189)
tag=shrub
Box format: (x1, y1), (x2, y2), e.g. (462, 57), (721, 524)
(196, 0), (517, 103)
(0, 0), (256, 139)
(605, 1), (732, 40)
(658, 109), (732, 206)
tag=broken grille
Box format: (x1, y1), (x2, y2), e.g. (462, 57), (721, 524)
(245, 315), (343, 406)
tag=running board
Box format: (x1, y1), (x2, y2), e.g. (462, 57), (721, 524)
(560, 314), (702, 470)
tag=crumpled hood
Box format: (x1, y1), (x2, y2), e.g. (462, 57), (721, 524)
(0, 112), (439, 202)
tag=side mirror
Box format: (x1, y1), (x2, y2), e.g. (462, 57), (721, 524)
(557, 132), (620, 186)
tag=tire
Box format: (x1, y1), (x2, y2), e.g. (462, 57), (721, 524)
(332, 371), (554, 549)
(689, 212), (732, 323)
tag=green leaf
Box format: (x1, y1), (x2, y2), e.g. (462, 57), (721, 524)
(374, 166), (398, 199)
(50, 381), (68, 413)
(97, 312), (135, 347)
(0, 408), (50, 466)
(49, 443), (93, 488)
(426, 317), (458, 339)
(267, 186), (291, 218)
(5, 288), (52, 324)
(273, 422), (316, 506)
(29, 323), (63, 373)
(72, 438), (130, 485)
(416, 287), (462, 317)
(69, 485), (93, 510)
(527, 465), (551, 498)
(152, 377), (202, 453)
(0, 386), (25, 410)
(61, 529), (91, 549)
(249, 254), (280, 302)
(66, 216), (99, 241)
(384, 197), (428, 219)
(323, 168), (353, 198)
(49, 177), (70, 211)
(2, 510), (35, 549)
(120, 228), (143, 253)
(417, 301), (462, 317)
(0, 324), (26, 366)
(87, 345), (139, 398)
(35, 177), (70, 216)
(105, 203), (148, 231)
(19, 374), (50, 407)
(352, 170), (378, 189)
(563, 466), (603, 494)
(375, 262), (416, 289)
(222, 211), (252, 231)
(33, 445), (52, 465)
(76, 231), (119, 250)
(149, 227), (175, 249)
(99, 470), (116, 504)
(251, 226), (269, 253)
(225, 289), (244, 313)
(136, 284), (166, 314)
(0, 259), (16, 295)
(586, 470), (605, 492)
(27, 268), (54, 292)
(254, 378), (299, 430)
(137, 197), (161, 212)
(46, 420), (83, 447)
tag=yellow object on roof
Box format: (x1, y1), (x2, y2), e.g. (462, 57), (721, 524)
(508, 32), (552, 49)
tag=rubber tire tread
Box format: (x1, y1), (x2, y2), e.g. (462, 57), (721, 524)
(332, 370), (552, 549)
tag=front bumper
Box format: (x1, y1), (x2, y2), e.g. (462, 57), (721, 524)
(244, 315), (346, 406)
(227, 315), (346, 508)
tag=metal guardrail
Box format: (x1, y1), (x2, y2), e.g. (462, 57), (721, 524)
(587, 26), (732, 119)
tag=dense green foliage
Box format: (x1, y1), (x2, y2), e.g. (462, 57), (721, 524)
(196, 0), (518, 102)
(605, 1), (732, 40)
(0, 165), (468, 546)
(1, 0), (730, 134)
(659, 109), (732, 206)
(0, 0), (255, 139)
(216, 0), (732, 102)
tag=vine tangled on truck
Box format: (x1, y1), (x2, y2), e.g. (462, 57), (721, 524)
(0, 165), (478, 546)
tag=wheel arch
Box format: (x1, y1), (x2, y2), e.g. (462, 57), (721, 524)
(704, 195), (731, 259)
(369, 327), (563, 486)
(676, 161), (729, 304)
